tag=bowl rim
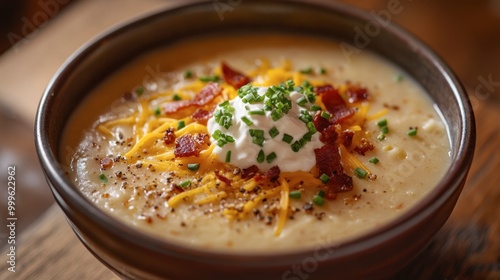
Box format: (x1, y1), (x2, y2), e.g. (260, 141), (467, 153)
(35, 0), (475, 266)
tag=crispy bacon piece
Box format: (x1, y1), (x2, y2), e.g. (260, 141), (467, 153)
(191, 108), (213, 125)
(314, 144), (353, 197)
(346, 85), (369, 103)
(171, 184), (185, 194)
(174, 134), (210, 158)
(100, 157), (113, 170)
(163, 128), (176, 145)
(341, 130), (355, 148)
(164, 82), (222, 114)
(319, 125), (338, 145)
(354, 138), (375, 156)
(215, 171), (232, 186)
(241, 165), (260, 179)
(328, 173), (353, 193)
(315, 85), (355, 124)
(266, 166), (281, 183)
(313, 111), (330, 133)
(221, 62), (251, 89)
(315, 144), (343, 176)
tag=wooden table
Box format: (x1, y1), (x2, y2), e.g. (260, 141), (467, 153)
(0, 1), (499, 279)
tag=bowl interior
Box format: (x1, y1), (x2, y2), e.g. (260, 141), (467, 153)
(35, 0), (475, 277)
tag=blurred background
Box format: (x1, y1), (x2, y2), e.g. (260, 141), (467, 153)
(0, 0), (500, 260)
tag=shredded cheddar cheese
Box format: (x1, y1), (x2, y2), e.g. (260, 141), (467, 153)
(95, 61), (377, 236)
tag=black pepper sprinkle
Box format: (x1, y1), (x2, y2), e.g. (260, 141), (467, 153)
(303, 202), (314, 212)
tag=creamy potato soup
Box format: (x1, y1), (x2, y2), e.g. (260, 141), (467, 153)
(62, 34), (450, 253)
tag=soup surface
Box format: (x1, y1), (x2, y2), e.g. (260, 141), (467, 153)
(62, 34), (450, 252)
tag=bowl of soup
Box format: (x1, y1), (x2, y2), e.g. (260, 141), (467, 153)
(35, 0), (475, 279)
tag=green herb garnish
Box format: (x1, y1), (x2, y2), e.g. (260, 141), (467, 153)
(354, 167), (368, 179)
(99, 173), (108, 184)
(187, 163), (200, 171)
(289, 190), (302, 199)
(369, 157), (379, 164)
(199, 75), (220, 82)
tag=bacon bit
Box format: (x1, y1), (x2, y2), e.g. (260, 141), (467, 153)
(313, 111), (330, 132)
(163, 128), (176, 145)
(164, 82), (222, 114)
(354, 138), (375, 156)
(320, 125), (338, 144)
(266, 166), (281, 183)
(315, 144), (343, 176)
(100, 157), (113, 170)
(171, 184), (184, 194)
(174, 134), (210, 158)
(122, 91), (134, 101)
(191, 108), (213, 125)
(215, 171), (232, 186)
(241, 165), (260, 179)
(221, 62), (251, 89)
(314, 85), (354, 124)
(345, 85), (369, 103)
(329, 173), (353, 193)
(314, 144), (353, 197)
(341, 130), (354, 148)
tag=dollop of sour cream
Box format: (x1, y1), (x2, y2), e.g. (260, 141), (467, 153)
(207, 83), (323, 172)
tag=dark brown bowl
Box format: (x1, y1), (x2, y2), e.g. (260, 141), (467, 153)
(35, 0), (475, 279)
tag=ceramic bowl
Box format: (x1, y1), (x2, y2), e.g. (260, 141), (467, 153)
(35, 0), (475, 279)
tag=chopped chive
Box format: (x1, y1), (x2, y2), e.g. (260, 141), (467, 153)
(241, 116), (254, 126)
(179, 180), (191, 188)
(291, 141), (302, 152)
(257, 150), (265, 163)
(377, 133), (386, 141)
(212, 130), (221, 140)
(135, 86), (145, 96)
(266, 152), (277, 163)
(302, 132), (313, 142)
(312, 195), (325, 206)
(177, 120), (186, 130)
(269, 127), (279, 138)
(173, 94), (182, 101)
(319, 67), (327, 75)
(381, 126), (389, 134)
(354, 167), (368, 179)
(99, 173), (108, 184)
(184, 70), (193, 79)
(408, 127), (418, 136)
(225, 150), (232, 163)
(199, 75), (220, 82)
(154, 107), (161, 117)
(369, 157), (380, 164)
(289, 190), (302, 199)
(249, 109), (265, 115)
(282, 134), (293, 144)
(187, 163), (200, 171)
(271, 109), (284, 121)
(377, 119), (388, 127)
(300, 67), (313, 74)
(296, 96), (308, 106)
(319, 174), (330, 184)
(394, 74), (404, 82)
(306, 122), (317, 134)
(310, 104), (321, 111)
(321, 111), (331, 120)
(317, 190), (326, 198)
